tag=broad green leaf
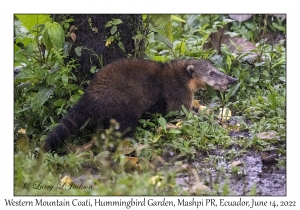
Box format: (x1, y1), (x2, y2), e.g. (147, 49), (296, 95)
(180, 40), (186, 54)
(47, 22), (65, 49)
(54, 99), (66, 107)
(112, 19), (122, 25)
(171, 15), (186, 23)
(14, 52), (28, 63)
(268, 92), (277, 109)
(31, 88), (53, 111)
(118, 41), (126, 53)
(158, 117), (167, 131)
(169, 129), (182, 134)
(225, 82), (241, 101)
(271, 57), (285, 69)
(35, 88), (53, 105)
(41, 30), (52, 52)
(110, 25), (117, 35)
(250, 77), (259, 83)
(154, 33), (173, 49)
(15, 69), (37, 83)
(205, 83), (218, 99)
(272, 22), (286, 33)
(165, 21), (173, 42)
(115, 139), (134, 155)
(15, 14), (51, 31)
(62, 74), (68, 84)
(75, 46), (82, 56)
(105, 20), (112, 27)
(278, 77), (286, 82)
(226, 55), (232, 71)
(65, 18), (74, 23)
(151, 15), (171, 28)
(152, 135), (162, 143)
(78, 90), (84, 95)
(222, 19), (235, 24)
(152, 56), (166, 62)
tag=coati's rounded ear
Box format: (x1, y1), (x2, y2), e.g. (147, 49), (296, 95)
(187, 65), (195, 77)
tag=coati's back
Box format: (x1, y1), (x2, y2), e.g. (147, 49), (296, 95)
(43, 58), (237, 152)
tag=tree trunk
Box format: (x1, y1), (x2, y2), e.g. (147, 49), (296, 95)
(53, 14), (145, 83)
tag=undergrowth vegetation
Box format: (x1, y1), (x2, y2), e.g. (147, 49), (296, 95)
(14, 14), (286, 195)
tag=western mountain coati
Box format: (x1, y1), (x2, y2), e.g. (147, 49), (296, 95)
(43, 58), (238, 152)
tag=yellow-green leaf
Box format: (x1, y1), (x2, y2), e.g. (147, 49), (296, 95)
(171, 15), (186, 23)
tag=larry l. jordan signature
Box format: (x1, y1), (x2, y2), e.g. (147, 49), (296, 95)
(23, 181), (93, 192)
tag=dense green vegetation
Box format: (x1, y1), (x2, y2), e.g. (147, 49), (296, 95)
(14, 14), (286, 195)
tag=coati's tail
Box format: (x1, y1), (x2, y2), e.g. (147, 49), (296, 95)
(43, 97), (91, 152)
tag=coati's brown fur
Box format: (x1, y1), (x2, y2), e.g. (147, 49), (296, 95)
(43, 58), (237, 152)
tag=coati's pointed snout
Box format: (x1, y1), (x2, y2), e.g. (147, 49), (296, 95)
(228, 76), (238, 84)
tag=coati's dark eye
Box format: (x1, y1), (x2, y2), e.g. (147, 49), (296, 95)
(209, 71), (215, 77)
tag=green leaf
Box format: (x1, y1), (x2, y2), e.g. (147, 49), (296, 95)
(110, 25), (117, 35)
(14, 52), (28, 63)
(75, 46), (82, 56)
(169, 129), (182, 134)
(222, 19), (235, 24)
(152, 56), (166, 62)
(250, 77), (259, 83)
(151, 15), (171, 28)
(47, 22), (65, 49)
(15, 14), (51, 31)
(41, 30), (53, 52)
(226, 55), (232, 71)
(180, 40), (186, 54)
(268, 92), (277, 109)
(271, 57), (285, 69)
(65, 18), (74, 23)
(118, 41), (126, 53)
(225, 82), (241, 101)
(154, 33), (173, 49)
(272, 22), (286, 33)
(165, 21), (173, 42)
(31, 88), (53, 111)
(171, 15), (186, 23)
(78, 90), (84, 95)
(54, 99), (66, 107)
(112, 19), (122, 25)
(205, 84), (218, 99)
(62, 74), (68, 84)
(15, 69), (37, 83)
(105, 20), (112, 27)
(115, 139), (134, 155)
(278, 77), (286, 82)
(158, 117), (167, 132)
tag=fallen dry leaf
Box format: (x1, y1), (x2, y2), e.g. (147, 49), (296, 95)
(230, 161), (243, 167)
(115, 139), (135, 155)
(189, 183), (212, 195)
(69, 25), (75, 32)
(60, 175), (72, 185)
(125, 156), (142, 172)
(66, 137), (96, 153)
(18, 128), (26, 134)
(70, 32), (76, 42)
(192, 100), (201, 109)
(198, 105), (211, 114)
(255, 130), (278, 140)
(149, 175), (163, 186)
(218, 108), (232, 122)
